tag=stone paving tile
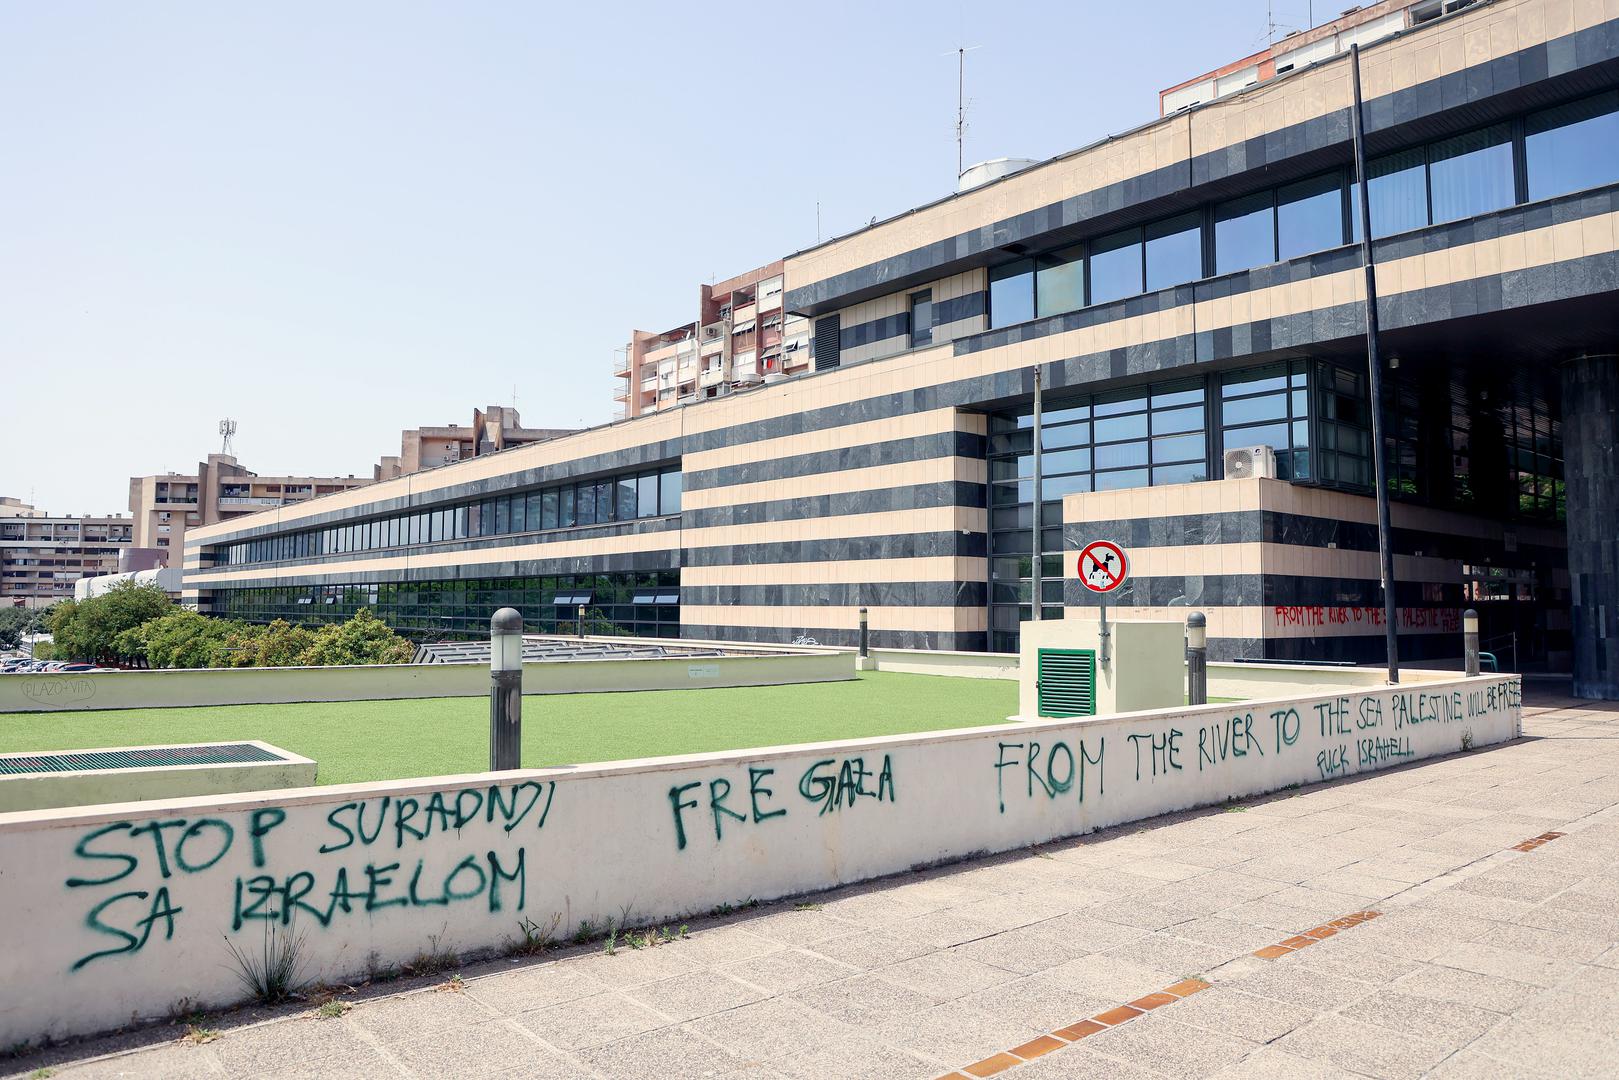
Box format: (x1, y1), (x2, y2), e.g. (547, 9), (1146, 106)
(1339, 987), (1502, 1047)
(1216, 961), (1376, 1013)
(719, 947), (859, 994)
(804, 924), (938, 969)
(1102, 930), (1239, 975)
(786, 973), (936, 1027)
(1207, 1044), (1361, 1078)
(575, 1024), (747, 1078)
(622, 970), (767, 1023)
(49, 1046), (226, 1079)
(1273, 1012), (1455, 1080)
(671, 925), (786, 967)
(512, 990), (669, 1051)
(1079, 1012), (1258, 1079)
(1153, 984), (1317, 1043)
(739, 907), (872, 947)
(347, 984), (496, 1042)
(1424, 1047), (1567, 1079)
(1391, 961), (1553, 1013)
(388, 1017), (584, 1076)
(871, 998), (1046, 1069)
(1001, 1044), (1165, 1080)
(955, 972), (1115, 1033)
(1428, 940), (1587, 988)
(870, 949), (1019, 1003)
(205, 1015), (377, 1072)
(1040, 951), (1181, 1002)
(566, 941), (706, 988)
(947, 917), (1093, 975)
(464, 960), (613, 1015)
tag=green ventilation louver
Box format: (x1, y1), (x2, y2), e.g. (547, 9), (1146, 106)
(1037, 648), (1097, 718)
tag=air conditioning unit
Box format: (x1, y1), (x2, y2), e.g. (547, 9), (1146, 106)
(1224, 445), (1279, 480)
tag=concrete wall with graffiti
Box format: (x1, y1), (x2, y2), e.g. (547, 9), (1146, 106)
(0, 673), (1520, 1044)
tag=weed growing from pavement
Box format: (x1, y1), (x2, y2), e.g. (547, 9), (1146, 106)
(223, 921), (308, 1005)
(406, 932), (458, 977)
(183, 1025), (220, 1045)
(315, 1001), (352, 1019)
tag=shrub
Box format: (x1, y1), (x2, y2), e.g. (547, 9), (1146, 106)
(297, 609), (415, 666)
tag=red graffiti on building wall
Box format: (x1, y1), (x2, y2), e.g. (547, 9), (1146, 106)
(1270, 606), (1460, 633)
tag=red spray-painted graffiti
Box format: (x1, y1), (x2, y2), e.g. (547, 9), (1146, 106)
(1270, 606), (1461, 633)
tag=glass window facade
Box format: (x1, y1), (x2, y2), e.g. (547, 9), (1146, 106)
(212, 571), (681, 640)
(910, 290), (932, 347)
(1088, 227), (1143, 304)
(1214, 192), (1275, 274)
(1221, 361), (1311, 480)
(1036, 246), (1085, 318)
(1143, 213), (1202, 291)
(1428, 123), (1515, 223)
(214, 464), (682, 567)
(979, 99), (1618, 336)
(1526, 91), (1619, 201)
(1277, 173), (1347, 261)
(988, 260), (1035, 328)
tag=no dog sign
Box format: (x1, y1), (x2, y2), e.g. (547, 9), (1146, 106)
(1076, 540), (1129, 594)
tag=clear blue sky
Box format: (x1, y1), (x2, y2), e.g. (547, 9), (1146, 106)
(0, 1), (1291, 515)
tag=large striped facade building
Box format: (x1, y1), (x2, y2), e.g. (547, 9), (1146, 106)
(187, 0), (1619, 697)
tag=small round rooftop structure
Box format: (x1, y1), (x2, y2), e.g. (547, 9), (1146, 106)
(957, 157), (1040, 193)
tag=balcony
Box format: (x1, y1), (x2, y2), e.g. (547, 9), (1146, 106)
(699, 367), (727, 388)
(611, 351), (631, 376)
(219, 496), (283, 507)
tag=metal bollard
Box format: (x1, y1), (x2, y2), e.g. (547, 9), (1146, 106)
(1186, 611), (1208, 706)
(489, 607), (524, 771)
(577, 603), (587, 636)
(1464, 608), (1480, 677)
(859, 606), (869, 658)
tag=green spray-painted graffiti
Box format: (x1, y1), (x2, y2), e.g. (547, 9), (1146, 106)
(63, 780), (556, 973)
(668, 755), (896, 850)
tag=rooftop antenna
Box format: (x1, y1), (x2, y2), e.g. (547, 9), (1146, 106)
(218, 418), (237, 457)
(946, 45), (982, 180)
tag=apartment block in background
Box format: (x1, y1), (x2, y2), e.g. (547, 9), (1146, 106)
(375, 406), (574, 480)
(1159, 0), (1470, 115)
(129, 455), (371, 558)
(1, 498), (133, 608)
(614, 262), (812, 418)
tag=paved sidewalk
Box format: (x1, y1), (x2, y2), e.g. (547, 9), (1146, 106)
(9, 689), (1618, 1080)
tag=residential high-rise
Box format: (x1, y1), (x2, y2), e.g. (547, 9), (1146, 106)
(1, 498), (133, 608)
(374, 406), (574, 480)
(128, 455), (372, 559)
(614, 262), (813, 418)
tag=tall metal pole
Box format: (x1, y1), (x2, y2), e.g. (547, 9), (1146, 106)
(1031, 363), (1044, 623)
(1349, 43), (1401, 684)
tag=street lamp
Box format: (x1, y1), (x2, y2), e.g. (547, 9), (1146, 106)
(1185, 611), (1208, 706)
(489, 607), (524, 771)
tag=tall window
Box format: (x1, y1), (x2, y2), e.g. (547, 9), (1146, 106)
(1088, 227), (1143, 304)
(988, 260), (1035, 328)
(909, 290), (933, 347)
(1220, 362), (1311, 480)
(1276, 173), (1346, 261)
(1355, 147), (1428, 239)
(1144, 213), (1202, 291)
(1428, 123), (1515, 223)
(1526, 91), (1619, 201)
(1214, 192), (1275, 274)
(1036, 246), (1085, 318)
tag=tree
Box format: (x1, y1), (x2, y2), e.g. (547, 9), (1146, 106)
(226, 619), (316, 668)
(297, 609), (415, 666)
(0, 606), (47, 650)
(133, 608), (242, 669)
(44, 582), (174, 664)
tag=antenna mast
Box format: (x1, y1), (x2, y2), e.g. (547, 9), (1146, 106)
(218, 418), (237, 457)
(956, 47), (967, 178)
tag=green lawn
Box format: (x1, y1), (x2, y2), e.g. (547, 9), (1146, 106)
(0, 672), (1018, 786)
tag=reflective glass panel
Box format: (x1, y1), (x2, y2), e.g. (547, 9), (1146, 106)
(1215, 191), (1275, 273)
(1036, 246), (1085, 317)
(1089, 227), (1143, 304)
(1144, 213), (1202, 290)
(1277, 172), (1345, 259)
(1428, 123), (1514, 222)
(989, 259), (1035, 328)
(1526, 92), (1619, 201)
